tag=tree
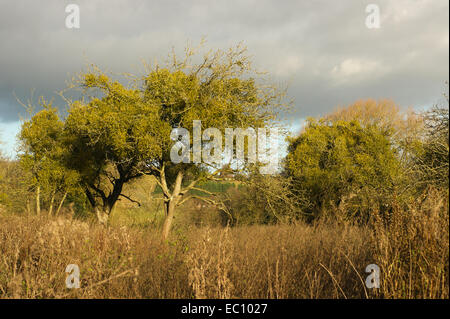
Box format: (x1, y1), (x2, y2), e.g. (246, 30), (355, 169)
(0, 139), (6, 207)
(19, 101), (79, 216)
(324, 98), (424, 161)
(222, 171), (309, 225)
(62, 44), (285, 237)
(63, 72), (164, 224)
(286, 119), (402, 221)
(415, 99), (449, 191)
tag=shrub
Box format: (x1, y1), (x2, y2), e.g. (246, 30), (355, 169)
(286, 119), (402, 221)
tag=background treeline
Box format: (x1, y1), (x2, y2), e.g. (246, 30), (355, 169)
(1, 98), (448, 227)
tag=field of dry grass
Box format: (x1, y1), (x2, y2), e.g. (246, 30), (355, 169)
(0, 188), (447, 299)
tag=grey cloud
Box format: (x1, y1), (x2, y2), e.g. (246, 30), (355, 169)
(0, 0), (448, 123)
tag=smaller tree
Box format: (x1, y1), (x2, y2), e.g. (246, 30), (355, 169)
(325, 98), (424, 161)
(415, 100), (449, 191)
(0, 157), (34, 214)
(286, 119), (402, 221)
(19, 101), (79, 216)
(0, 140), (6, 207)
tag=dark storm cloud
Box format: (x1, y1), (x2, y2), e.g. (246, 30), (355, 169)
(0, 0), (448, 123)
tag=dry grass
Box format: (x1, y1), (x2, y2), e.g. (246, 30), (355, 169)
(371, 189), (449, 298)
(0, 190), (448, 299)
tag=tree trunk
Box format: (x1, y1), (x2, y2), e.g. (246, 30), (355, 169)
(85, 185), (120, 227)
(55, 191), (68, 215)
(162, 198), (181, 241)
(36, 185), (41, 216)
(161, 171), (183, 241)
(26, 200), (31, 215)
(96, 207), (110, 226)
(48, 192), (55, 216)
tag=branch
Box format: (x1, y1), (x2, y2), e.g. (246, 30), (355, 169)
(187, 195), (234, 221)
(89, 183), (107, 201)
(178, 195), (193, 206)
(190, 186), (217, 196)
(179, 167), (229, 195)
(119, 194), (141, 207)
(179, 179), (199, 195)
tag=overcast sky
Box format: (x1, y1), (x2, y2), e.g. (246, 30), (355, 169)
(0, 0), (448, 157)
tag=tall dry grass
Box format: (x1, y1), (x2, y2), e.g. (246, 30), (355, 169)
(0, 189), (448, 299)
(371, 188), (449, 298)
